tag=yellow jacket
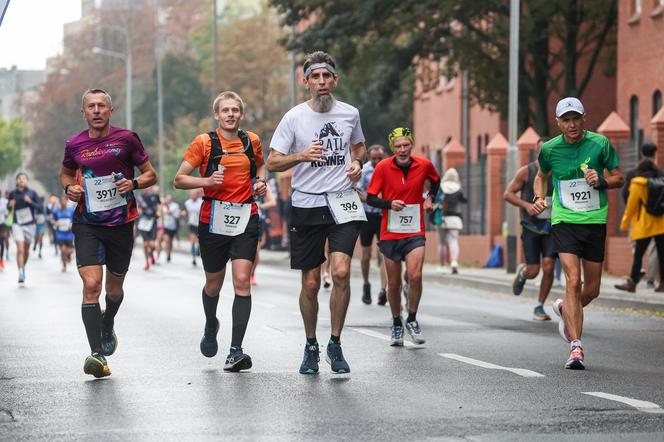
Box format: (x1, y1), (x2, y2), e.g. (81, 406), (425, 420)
(620, 177), (664, 240)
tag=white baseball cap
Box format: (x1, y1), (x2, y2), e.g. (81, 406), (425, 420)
(555, 97), (585, 118)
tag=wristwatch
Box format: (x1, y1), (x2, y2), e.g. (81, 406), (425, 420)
(132, 179), (139, 190)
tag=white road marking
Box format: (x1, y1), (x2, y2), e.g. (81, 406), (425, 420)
(583, 392), (664, 414)
(438, 353), (545, 378)
(350, 327), (418, 347)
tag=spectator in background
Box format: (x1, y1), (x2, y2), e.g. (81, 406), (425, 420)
(616, 143), (664, 292)
(621, 143), (662, 288)
(435, 168), (467, 274)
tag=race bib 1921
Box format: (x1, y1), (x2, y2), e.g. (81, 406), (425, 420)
(558, 179), (599, 212)
(325, 189), (367, 224)
(210, 201), (251, 236)
(387, 204), (421, 233)
(84, 175), (127, 213)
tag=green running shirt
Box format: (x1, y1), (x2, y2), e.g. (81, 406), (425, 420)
(538, 130), (619, 225)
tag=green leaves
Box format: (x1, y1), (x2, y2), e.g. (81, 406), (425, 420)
(0, 117), (25, 179)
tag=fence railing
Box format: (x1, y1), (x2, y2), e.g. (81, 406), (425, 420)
(458, 154), (487, 235)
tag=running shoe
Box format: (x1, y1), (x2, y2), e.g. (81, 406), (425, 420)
(390, 324), (404, 346)
(223, 347), (253, 372)
(144, 262), (150, 271)
(200, 318), (220, 358)
(323, 272), (331, 289)
(84, 353), (111, 378)
(18, 269), (25, 284)
(565, 344), (585, 370)
(192, 258), (197, 266)
(377, 288), (387, 306)
(0, 259), (4, 270)
(532, 305), (551, 321)
(299, 342), (320, 374)
(451, 260), (459, 274)
(362, 283), (371, 305)
(100, 316), (118, 356)
(552, 299), (571, 343)
(405, 320), (426, 344)
(150, 253), (156, 265)
(512, 264), (527, 296)
(326, 341), (350, 374)
(614, 278), (636, 293)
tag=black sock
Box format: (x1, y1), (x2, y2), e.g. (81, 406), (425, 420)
(306, 337), (318, 345)
(202, 289), (219, 329)
(231, 295), (252, 348)
(330, 334), (340, 344)
(406, 311), (417, 323)
(393, 316), (403, 327)
(81, 303), (102, 354)
(102, 294), (123, 328)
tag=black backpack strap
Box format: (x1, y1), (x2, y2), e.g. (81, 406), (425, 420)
(238, 129), (257, 178)
(204, 131), (224, 177)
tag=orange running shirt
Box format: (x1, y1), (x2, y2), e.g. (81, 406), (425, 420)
(182, 128), (264, 224)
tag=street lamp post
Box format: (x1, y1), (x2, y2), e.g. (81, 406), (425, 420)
(155, 0), (165, 193)
(91, 25), (132, 130)
(505, 0), (520, 273)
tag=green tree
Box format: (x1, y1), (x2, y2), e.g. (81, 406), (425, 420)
(0, 117), (26, 178)
(270, 0), (617, 136)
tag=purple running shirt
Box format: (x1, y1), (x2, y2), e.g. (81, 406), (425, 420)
(63, 126), (149, 226)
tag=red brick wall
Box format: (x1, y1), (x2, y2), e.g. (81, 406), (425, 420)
(617, 0), (664, 142)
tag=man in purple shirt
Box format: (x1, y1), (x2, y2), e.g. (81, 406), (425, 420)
(60, 88), (157, 378)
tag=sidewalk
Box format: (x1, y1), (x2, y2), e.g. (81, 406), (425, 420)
(168, 238), (664, 313)
(419, 262), (664, 313)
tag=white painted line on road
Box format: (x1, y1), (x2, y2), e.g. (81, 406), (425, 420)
(438, 353), (545, 378)
(350, 327), (417, 347)
(583, 392), (664, 414)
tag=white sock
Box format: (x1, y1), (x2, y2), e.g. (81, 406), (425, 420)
(571, 339), (582, 349)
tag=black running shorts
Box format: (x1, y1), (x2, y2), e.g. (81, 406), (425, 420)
(521, 228), (555, 265)
(198, 215), (259, 273)
(552, 222), (606, 262)
(378, 235), (426, 262)
(289, 208), (361, 270)
(73, 222), (135, 276)
(359, 212), (382, 247)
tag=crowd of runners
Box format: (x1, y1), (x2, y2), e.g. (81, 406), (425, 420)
(1, 50), (635, 378)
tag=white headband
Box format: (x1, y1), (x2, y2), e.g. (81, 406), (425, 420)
(304, 62), (336, 78)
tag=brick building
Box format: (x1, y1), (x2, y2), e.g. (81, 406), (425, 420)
(412, 0), (664, 274)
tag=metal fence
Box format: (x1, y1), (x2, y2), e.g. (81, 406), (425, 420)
(457, 154), (487, 235)
(613, 139), (640, 236)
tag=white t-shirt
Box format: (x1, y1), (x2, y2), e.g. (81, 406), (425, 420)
(185, 198), (203, 226)
(0, 198), (7, 224)
(270, 100), (365, 208)
(162, 202), (181, 230)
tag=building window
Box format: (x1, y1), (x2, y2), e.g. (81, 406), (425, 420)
(630, 95), (640, 146)
(477, 135), (482, 159)
(629, 0), (642, 23)
(654, 90), (662, 116)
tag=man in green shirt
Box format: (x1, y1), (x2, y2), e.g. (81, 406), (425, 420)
(533, 97), (624, 370)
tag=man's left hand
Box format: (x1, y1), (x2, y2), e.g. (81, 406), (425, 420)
(423, 197), (433, 213)
(115, 178), (133, 196)
(253, 180), (267, 197)
(584, 168), (599, 188)
(346, 161), (362, 182)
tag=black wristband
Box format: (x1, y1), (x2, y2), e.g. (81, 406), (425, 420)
(353, 159), (363, 169)
(596, 176), (608, 190)
(132, 179), (139, 190)
(64, 184), (72, 194)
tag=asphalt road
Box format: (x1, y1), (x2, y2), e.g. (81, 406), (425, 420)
(1, 247), (663, 441)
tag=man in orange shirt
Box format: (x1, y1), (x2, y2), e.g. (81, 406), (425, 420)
(174, 91), (267, 372)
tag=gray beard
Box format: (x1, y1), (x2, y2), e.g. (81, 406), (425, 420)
(311, 94), (335, 113)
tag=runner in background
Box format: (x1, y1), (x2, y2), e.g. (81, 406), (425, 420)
(137, 185), (161, 270)
(184, 188), (203, 266)
(51, 195), (75, 272)
(251, 182), (277, 285)
(8, 173), (39, 285)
